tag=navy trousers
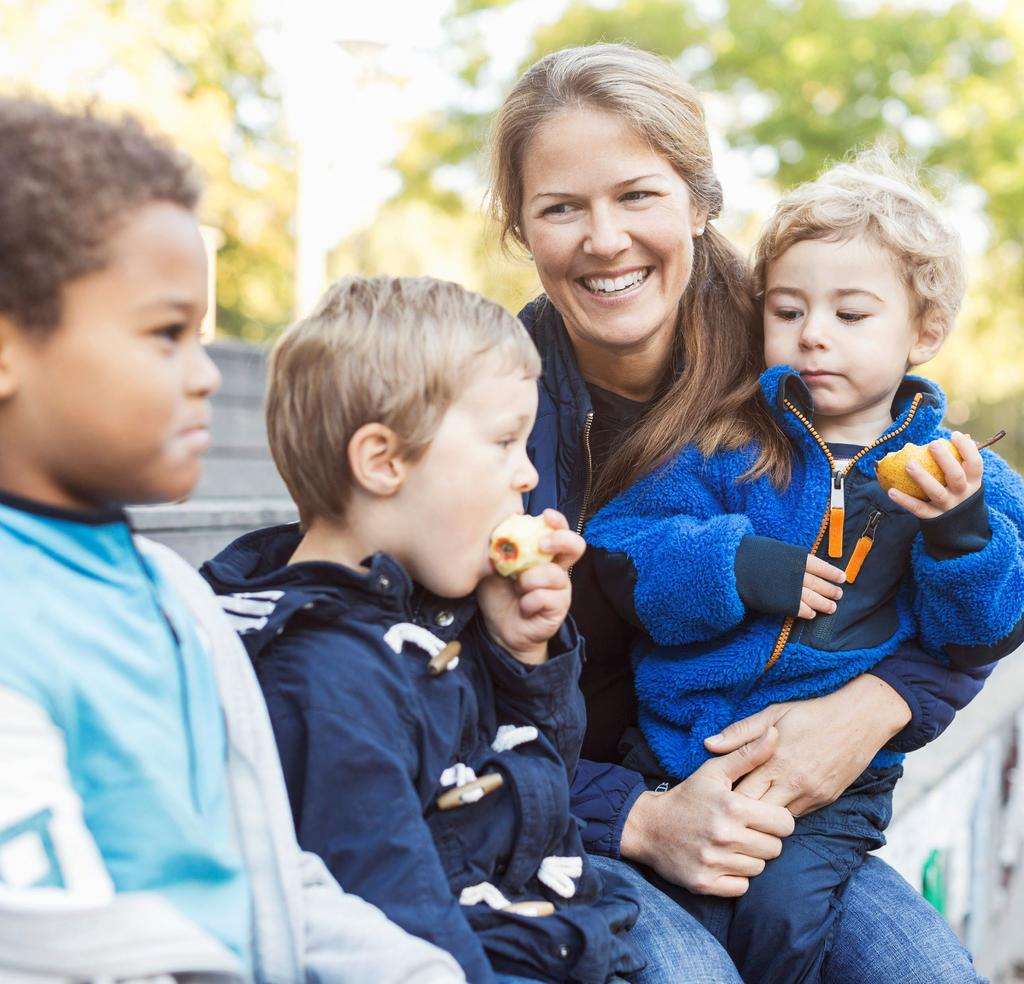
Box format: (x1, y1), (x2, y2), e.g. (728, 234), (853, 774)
(653, 765), (903, 984)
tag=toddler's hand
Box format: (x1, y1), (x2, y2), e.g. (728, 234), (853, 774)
(799, 555), (844, 620)
(887, 432), (984, 520)
(479, 509), (585, 664)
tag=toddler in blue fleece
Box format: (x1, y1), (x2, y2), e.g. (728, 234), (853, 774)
(586, 151), (1024, 983)
(202, 276), (644, 984)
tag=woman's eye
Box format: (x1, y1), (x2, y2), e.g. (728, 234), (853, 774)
(541, 202), (576, 217)
(621, 190), (654, 203)
(497, 437), (515, 449)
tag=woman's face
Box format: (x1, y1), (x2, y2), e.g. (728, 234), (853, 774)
(520, 107), (708, 371)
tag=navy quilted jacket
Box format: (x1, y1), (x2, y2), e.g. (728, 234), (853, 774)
(201, 525), (643, 984)
(520, 298), (1000, 840)
(586, 366), (1024, 779)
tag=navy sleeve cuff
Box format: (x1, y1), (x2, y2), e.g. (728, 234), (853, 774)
(571, 759), (647, 858)
(869, 642), (994, 752)
(920, 486), (991, 561)
(734, 536), (807, 616)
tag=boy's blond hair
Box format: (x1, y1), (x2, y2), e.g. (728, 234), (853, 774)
(266, 275), (541, 524)
(754, 148), (965, 339)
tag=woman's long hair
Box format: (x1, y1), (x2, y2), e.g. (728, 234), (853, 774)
(487, 43), (790, 509)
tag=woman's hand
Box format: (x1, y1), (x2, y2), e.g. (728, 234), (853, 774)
(704, 674), (912, 816)
(620, 728), (796, 896)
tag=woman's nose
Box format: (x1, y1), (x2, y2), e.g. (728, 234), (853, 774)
(583, 205), (630, 258)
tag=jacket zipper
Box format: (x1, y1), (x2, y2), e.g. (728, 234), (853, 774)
(569, 412), (595, 579)
(576, 411), (595, 537)
(130, 539), (203, 810)
(763, 393), (924, 672)
(844, 510), (882, 583)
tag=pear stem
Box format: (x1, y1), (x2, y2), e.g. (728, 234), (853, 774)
(976, 430), (1007, 452)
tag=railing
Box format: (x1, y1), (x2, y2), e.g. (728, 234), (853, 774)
(877, 655), (1024, 980)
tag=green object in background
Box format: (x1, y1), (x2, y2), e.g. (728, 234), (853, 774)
(922, 848), (947, 914)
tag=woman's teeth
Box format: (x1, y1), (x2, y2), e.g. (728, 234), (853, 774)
(582, 269), (648, 294)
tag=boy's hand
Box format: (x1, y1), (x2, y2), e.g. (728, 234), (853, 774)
(479, 509), (585, 665)
(887, 432), (984, 520)
(799, 555), (844, 620)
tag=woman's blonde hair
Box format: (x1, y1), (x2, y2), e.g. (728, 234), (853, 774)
(487, 43), (789, 505)
(266, 276), (540, 525)
(754, 148), (965, 339)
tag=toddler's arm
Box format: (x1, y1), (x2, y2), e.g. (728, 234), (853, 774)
(901, 441), (1024, 661)
(586, 450), (839, 645)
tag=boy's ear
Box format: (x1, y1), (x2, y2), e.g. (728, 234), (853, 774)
(908, 312), (946, 368)
(347, 422), (408, 497)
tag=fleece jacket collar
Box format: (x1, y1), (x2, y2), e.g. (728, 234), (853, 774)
(759, 365), (947, 479)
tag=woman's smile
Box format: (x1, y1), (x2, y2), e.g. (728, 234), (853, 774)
(520, 106), (707, 371)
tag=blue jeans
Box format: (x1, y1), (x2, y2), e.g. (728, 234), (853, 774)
(589, 854), (742, 983)
(590, 847), (983, 984)
(678, 765), (902, 984)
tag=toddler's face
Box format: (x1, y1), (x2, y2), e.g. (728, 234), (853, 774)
(1, 202), (220, 508)
(763, 234), (934, 443)
(394, 363), (539, 598)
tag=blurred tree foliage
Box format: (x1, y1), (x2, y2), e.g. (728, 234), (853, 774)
(366, 0), (1023, 460)
(0, 0), (294, 339)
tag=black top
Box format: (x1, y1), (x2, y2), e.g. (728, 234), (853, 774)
(574, 382), (650, 763)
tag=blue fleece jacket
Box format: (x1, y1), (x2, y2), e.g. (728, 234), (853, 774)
(586, 367), (1024, 780)
(520, 295), (996, 851)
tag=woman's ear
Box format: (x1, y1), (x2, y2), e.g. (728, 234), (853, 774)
(908, 312), (947, 369)
(690, 203), (710, 238)
(347, 422), (407, 497)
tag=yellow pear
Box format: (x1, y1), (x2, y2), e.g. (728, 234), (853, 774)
(876, 439), (963, 500)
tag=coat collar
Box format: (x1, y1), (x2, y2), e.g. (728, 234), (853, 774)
(201, 523), (479, 658)
(519, 296), (594, 426)
(759, 365), (947, 477)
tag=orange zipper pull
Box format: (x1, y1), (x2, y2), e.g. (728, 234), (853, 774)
(828, 470), (845, 558)
(845, 511), (882, 583)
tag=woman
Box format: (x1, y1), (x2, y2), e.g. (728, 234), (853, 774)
(487, 43), (990, 980)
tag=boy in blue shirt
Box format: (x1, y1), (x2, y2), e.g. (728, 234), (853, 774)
(586, 151), (1024, 982)
(202, 275), (647, 984)
(0, 97), (461, 983)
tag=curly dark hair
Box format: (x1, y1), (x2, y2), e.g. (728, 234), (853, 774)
(0, 96), (201, 334)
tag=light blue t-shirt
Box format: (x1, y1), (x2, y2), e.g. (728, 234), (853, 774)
(0, 493), (250, 966)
